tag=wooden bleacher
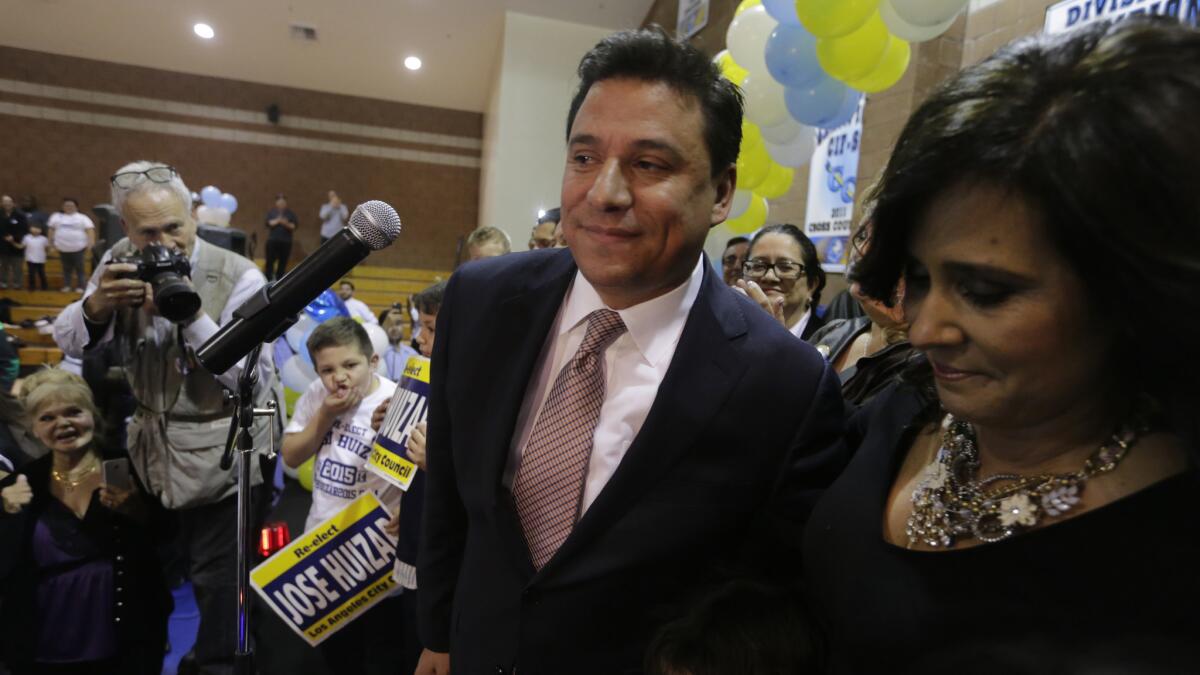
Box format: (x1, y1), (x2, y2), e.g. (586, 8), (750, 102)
(4, 255), (450, 368)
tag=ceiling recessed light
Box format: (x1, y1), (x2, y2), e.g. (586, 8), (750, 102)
(194, 23), (215, 39)
(404, 56), (422, 71)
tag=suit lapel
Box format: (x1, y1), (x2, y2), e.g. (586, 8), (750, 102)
(540, 262), (750, 577)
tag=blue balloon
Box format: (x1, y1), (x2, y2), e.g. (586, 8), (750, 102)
(785, 75), (855, 129)
(762, 0), (802, 26)
(765, 24), (823, 89)
(219, 192), (238, 214)
(200, 185), (222, 208)
(827, 92), (862, 130)
(304, 289), (350, 324)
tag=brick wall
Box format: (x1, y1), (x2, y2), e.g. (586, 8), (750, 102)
(0, 46), (483, 270)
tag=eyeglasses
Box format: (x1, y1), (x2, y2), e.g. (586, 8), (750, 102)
(110, 165), (178, 189)
(742, 259), (805, 280)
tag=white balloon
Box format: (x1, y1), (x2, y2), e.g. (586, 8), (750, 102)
(759, 118), (803, 145)
(741, 73), (790, 129)
(725, 5), (777, 79)
(888, 0), (968, 27)
(364, 324), (389, 360)
(881, 0), (959, 40)
(728, 189), (754, 219)
(765, 127), (818, 168)
(280, 355), (317, 393)
(285, 314), (318, 352)
(704, 222), (739, 269)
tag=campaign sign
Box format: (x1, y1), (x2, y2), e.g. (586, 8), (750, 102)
(805, 95), (864, 274)
(1044, 0), (1198, 35)
(366, 355), (430, 491)
(250, 493), (397, 646)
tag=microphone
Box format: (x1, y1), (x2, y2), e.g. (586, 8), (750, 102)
(197, 200), (402, 374)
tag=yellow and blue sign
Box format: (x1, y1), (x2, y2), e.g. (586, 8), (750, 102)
(250, 493), (397, 646)
(366, 355), (430, 491)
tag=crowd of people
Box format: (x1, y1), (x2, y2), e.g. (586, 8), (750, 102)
(2, 15), (1199, 675)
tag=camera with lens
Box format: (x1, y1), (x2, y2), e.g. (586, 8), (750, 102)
(113, 244), (202, 323)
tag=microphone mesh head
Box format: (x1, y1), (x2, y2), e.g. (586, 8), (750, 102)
(348, 200), (402, 250)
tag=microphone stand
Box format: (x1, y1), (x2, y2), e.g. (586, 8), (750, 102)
(218, 285), (296, 675)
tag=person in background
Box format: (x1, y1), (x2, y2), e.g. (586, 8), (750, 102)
(736, 223), (827, 341)
(319, 190), (349, 244)
(263, 193), (298, 281)
(464, 225), (510, 261)
(0, 369), (171, 675)
(379, 305), (419, 381)
(803, 18), (1200, 671)
(336, 280), (379, 325)
(1, 194), (28, 290)
(720, 235), (749, 286)
(19, 195), (49, 232)
(280, 317), (402, 675)
(19, 224), (50, 291)
(47, 198), (94, 293)
(529, 208), (560, 250)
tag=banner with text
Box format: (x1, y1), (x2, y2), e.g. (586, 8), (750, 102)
(805, 95), (864, 274)
(366, 355), (430, 491)
(1044, 0), (1198, 34)
(250, 493), (398, 646)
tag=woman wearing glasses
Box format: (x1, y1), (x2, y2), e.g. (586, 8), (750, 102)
(802, 19), (1200, 670)
(735, 224), (827, 341)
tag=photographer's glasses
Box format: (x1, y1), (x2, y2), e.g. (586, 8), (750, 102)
(110, 165), (179, 189)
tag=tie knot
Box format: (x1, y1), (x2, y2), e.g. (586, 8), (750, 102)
(578, 309), (626, 356)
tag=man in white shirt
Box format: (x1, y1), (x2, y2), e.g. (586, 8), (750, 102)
(53, 161), (281, 675)
(416, 29), (845, 675)
(47, 197), (94, 292)
(336, 280), (379, 325)
(318, 189), (349, 243)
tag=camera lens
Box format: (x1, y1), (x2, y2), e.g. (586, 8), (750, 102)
(152, 273), (201, 322)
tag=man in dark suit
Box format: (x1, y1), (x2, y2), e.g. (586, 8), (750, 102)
(416, 28), (845, 675)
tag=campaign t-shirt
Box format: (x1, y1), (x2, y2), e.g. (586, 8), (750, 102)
(22, 234), (48, 263)
(286, 374), (398, 532)
(47, 212), (94, 253)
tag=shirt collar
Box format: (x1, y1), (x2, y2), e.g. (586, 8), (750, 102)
(559, 255), (705, 368)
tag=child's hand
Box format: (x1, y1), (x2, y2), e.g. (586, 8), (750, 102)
(407, 421), (427, 471)
(322, 385), (362, 417)
(2, 475), (33, 514)
(370, 397), (391, 432)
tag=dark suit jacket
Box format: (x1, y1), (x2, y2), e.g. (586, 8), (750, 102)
(418, 248), (846, 674)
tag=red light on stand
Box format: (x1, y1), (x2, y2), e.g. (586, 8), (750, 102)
(259, 522), (291, 558)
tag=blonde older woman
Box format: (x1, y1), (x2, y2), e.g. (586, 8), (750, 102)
(0, 369), (170, 675)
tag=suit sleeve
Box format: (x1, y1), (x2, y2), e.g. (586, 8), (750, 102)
(417, 272), (468, 653)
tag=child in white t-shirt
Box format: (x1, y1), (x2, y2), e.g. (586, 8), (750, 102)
(281, 317), (403, 668)
(19, 225), (49, 290)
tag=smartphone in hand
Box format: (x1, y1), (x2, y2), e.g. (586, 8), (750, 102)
(101, 458), (132, 491)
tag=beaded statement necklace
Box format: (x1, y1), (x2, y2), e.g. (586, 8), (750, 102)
(50, 454), (100, 492)
(906, 414), (1142, 549)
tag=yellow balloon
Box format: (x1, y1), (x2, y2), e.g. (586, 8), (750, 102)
(741, 120), (765, 153)
(283, 386), (302, 417)
(714, 50), (749, 86)
(756, 163), (796, 199)
(736, 143), (770, 191)
(298, 456), (314, 492)
(796, 0), (879, 39)
(735, 0), (762, 16)
(816, 12), (890, 82)
(725, 194), (769, 234)
(847, 38), (911, 93)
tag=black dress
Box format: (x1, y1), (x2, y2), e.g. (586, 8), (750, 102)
(803, 384), (1200, 673)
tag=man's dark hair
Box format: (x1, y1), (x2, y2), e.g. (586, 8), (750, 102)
(566, 27), (743, 178)
(723, 236), (749, 250)
(750, 224), (827, 308)
(537, 207), (561, 225)
(414, 281), (448, 316)
(307, 316), (373, 359)
(61, 197), (78, 207)
(853, 17), (1200, 415)
(340, 280), (355, 291)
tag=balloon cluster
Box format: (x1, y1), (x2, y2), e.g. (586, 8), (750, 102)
(715, 0), (966, 236)
(195, 184), (240, 227)
(272, 289), (391, 492)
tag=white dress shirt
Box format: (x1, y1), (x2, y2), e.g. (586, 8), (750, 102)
(343, 296), (379, 325)
(788, 307), (812, 340)
(504, 256), (705, 515)
(54, 238), (273, 391)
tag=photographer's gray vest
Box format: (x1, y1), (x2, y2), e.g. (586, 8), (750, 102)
(111, 237), (280, 509)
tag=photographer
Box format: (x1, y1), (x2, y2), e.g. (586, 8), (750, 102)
(52, 161), (281, 675)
